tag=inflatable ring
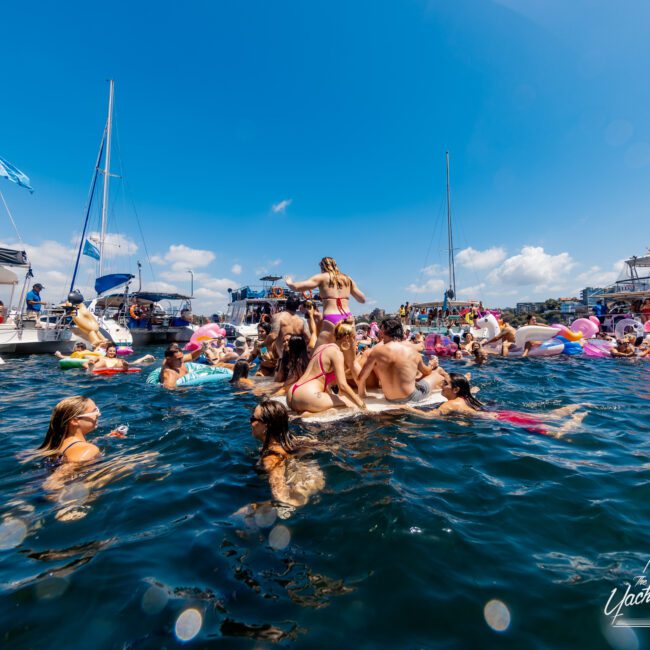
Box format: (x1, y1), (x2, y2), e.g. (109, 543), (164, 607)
(129, 304), (141, 320)
(302, 289), (313, 300)
(271, 286), (284, 299)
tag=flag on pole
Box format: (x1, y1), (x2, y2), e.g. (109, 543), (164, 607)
(83, 238), (101, 261)
(0, 155), (33, 192)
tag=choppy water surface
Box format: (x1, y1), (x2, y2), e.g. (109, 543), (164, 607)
(1, 349), (650, 649)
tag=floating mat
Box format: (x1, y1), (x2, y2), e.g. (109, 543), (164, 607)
(273, 389), (446, 423)
(147, 362), (233, 387)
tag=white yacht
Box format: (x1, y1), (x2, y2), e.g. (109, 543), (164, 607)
(0, 247), (73, 354)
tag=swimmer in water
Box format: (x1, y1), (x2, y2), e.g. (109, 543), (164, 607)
(250, 399), (324, 507)
(38, 396), (102, 463)
(485, 315), (517, 357)
(229, 360), (255, 390)
(84, 342), (127, 371)
(286, 257), (366, 349)
(288, 319), (366, 415)
(160, 342), (207, 388)
(409, 373), (586, 438)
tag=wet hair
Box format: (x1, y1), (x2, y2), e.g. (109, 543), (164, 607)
(38, 395), (92, 452)
(230, 360), (250, 383)
(453, 350), (463, 359)
(380, 317), (404, 340)
(74, 342), (87, 349)
(448, 373), (485, 411)
(257, 398), (295, 455)
(334, 318), (356, 341)
(258, 322), (271, 335)
(286, 296), (301, 312)
(279, 335), (309, 383)
(319, 257), (348, 289)
(164, 343), (182, 358)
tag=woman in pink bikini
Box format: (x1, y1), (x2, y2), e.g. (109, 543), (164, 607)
(286, 257), (366, 348)
(287, 320), (366, 415)
(409, 373), (586, 438)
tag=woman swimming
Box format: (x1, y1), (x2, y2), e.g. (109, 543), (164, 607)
(286, 257), (365, 347)
(229, 360), (255, 390)
(287, 319), (366, 415)
(250, 399), (324, 507)
(410, 373), (586, 438)
(38, 396), (102, 463)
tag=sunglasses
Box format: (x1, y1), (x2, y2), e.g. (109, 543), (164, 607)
(78, 408), (101, 420)
(249, 415), (264, 424)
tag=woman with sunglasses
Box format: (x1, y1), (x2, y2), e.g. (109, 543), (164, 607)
(38, 396), (102, 463)
(250, 399), (324, 507)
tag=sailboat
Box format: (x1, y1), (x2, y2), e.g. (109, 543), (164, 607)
(70, 80), (196, 347)
(409, 152), (480, 333)
(67, 80), (133, 348)
(0, 159), (73, 354)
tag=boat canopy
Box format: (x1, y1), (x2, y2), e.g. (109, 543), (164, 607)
(95, 273), (134, 295)
(0, 266), (19, 285)
(132, 292), (191, 302)
(626, 253), (650, 268)
(0, 247), (28, 267)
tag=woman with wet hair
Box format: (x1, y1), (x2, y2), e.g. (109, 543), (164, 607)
(229, 360), (255, 389)
(38, 396), (102, 463)
(250, 399), (324, 507)
(285, 257), (365, 347)
(287, 319), (366, 415)
(409, 373), (586, 438)
(274, 334), (310, 393)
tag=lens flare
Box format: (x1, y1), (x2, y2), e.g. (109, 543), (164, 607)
(175, 608), (202, 642)
(484, 599), (511, 632)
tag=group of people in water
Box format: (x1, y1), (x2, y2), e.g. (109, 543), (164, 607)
(41, 257), (607, 508)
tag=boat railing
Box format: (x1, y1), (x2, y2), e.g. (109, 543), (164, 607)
(12, 305), (74, 334)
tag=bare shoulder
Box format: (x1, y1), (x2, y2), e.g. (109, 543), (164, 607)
(65, 443), (100, 463)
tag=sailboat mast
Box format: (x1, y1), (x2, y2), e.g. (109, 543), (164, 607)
(99, 79), (114, 277)
(445, 151), (456, 297)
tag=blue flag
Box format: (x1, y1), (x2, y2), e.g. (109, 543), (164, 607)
(0, 155), (33, 192)
(83, 238), (101, 261)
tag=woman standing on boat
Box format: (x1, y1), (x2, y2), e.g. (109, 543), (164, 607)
(286, 257), (365, 348)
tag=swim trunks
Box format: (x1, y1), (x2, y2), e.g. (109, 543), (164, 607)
(388, 379), (431, 404)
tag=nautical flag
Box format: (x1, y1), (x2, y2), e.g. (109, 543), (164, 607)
(83, 238), (101, 261)
(0, 155), (34, 192)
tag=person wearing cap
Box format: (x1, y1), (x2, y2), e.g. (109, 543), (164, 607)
(26, 283), (45, 320)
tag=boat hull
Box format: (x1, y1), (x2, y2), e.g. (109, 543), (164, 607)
(0, 324), (73, 355)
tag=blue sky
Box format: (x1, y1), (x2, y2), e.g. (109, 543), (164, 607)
(1, 0), (649, 313)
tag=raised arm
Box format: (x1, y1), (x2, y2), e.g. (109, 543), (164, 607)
(285, 274), (323, 292)
(349, 277), (366, 303)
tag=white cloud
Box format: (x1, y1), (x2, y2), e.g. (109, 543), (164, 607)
(271, 199), (292, 214)
(405, 278), (445, 294)
(487, 246), (576, 291)
(575, 259), (625, 287)
(255, 259), (283, 276)
(421, 263), (444, 277)
(146, 280), (179, 293)
(231, 263), (242, 275)
(151, 244), (215, 272)
(457, 283), (486, 297)
(456, 246), (507, 271)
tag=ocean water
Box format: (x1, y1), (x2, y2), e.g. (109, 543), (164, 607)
(1, 349), (650, 649)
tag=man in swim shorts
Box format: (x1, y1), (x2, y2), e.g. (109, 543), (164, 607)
(357, 318), (446, 403)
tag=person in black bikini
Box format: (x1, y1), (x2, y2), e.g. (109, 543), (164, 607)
(38, 396), (102, 463)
